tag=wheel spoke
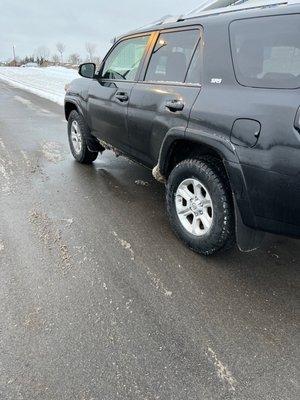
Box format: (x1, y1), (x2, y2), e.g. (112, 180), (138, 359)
(200, 212), (211, 230)
(180, 209), (193, 218)
(203, 199), (212, 208)
(177, 187), (193, 202)
(192, 216), (199, 235)
(194, 183), (205, 200)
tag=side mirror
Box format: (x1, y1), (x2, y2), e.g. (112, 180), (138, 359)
(79, 63), (96, 79)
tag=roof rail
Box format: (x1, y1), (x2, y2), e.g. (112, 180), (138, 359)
(150, 0), (292, 26)
(183, 0), (289, 20)
(156, 0), (243, 24)
(120, 0), (298, 40)
(186, 0), (241, 16)
(133, 14), (182, 32)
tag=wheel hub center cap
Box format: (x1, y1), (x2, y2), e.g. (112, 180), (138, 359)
(191, 203), (198, 212)
(191, 199), (203, 212)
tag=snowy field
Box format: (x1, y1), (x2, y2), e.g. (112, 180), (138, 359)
(0, 67), (79, 105)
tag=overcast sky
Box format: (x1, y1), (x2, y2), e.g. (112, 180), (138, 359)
(0, 0), (201, 61)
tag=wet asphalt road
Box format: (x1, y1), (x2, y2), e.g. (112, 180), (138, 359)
(0, 80), (299, 400)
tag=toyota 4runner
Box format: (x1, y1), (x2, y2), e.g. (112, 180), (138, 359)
(64, 1), (300, 255)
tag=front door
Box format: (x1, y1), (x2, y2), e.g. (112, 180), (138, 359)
(87, 34), (151, 153)
(127, 28), (203, 167)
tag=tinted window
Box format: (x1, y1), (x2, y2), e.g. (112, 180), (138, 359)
(145, 30), (199, 83)
(230, 15), (300, 89)
(102, 36), (149, 81)
(186, 42), (202, 85)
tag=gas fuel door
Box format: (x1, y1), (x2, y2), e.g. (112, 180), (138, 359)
(230, 119), (261, 148)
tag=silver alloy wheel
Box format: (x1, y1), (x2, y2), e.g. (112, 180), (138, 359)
(70, 120), (83, 155)
(175, 178), (214, 236)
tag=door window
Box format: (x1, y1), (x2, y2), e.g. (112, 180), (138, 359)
(230, 15), (300, 89)
(102, 36), (149, 81)
(145, 30), (200, 84)
(185, 41), (203, 85)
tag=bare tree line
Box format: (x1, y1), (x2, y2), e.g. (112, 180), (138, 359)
(51, 42), (101, 65)
(6, 42), (102, 67)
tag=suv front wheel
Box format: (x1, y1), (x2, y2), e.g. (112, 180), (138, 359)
(68, 110), (98, 164)
(166, 158), (235, 256)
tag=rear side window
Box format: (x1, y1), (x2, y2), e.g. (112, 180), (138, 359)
(145, 30), (199, 83)
(230, 15), (300, 89)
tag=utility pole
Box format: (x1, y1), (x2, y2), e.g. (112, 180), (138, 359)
(12, 45), (16, 66)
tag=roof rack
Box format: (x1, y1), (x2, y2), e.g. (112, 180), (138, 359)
(182, 0), (290, 20)
(186, 0), (241, 16)
(122, 0), (298, 40)
(133, 14), (181, 32)
(143, 0), (291, 28)
(144, 1), (240, 26)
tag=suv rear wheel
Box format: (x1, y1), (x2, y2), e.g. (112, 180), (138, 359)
(166, 158), (235, 256)
(68, 110), (98, 164)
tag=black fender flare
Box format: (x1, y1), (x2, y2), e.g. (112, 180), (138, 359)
(156, 127), (265, 252)
(64, 96), (86, 121)
(158, 127), (240, 175)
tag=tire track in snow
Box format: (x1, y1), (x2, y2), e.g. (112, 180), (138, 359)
(206, 347), (237, 392)
(14, 95), (56, 116)
(0, 138), (48, 195)
(29, 209), (73, 274)
(112, 231), (173, 298)
(0, 139), (14, 194)
(41, 141), (66, 163)
(0, 138), (5, 150)
(0, 162), (11, 194)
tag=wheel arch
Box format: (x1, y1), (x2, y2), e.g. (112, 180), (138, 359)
(157, 128), (265, 252)
(158, 128), (239, 179)
(64, 99), (85, 121)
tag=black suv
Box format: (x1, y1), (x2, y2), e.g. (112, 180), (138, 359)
(65, 2), (300, 255)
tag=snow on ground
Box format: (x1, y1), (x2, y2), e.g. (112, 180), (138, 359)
(0, 67), (79, 105)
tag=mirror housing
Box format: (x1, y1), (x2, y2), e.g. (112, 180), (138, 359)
(79, 63), (96, 79)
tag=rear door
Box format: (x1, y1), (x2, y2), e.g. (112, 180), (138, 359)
(127, 27), (203, 167)
(87, 34), (152, 153)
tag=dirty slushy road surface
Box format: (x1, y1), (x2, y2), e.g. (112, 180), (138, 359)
(0, 81), (299, 400)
